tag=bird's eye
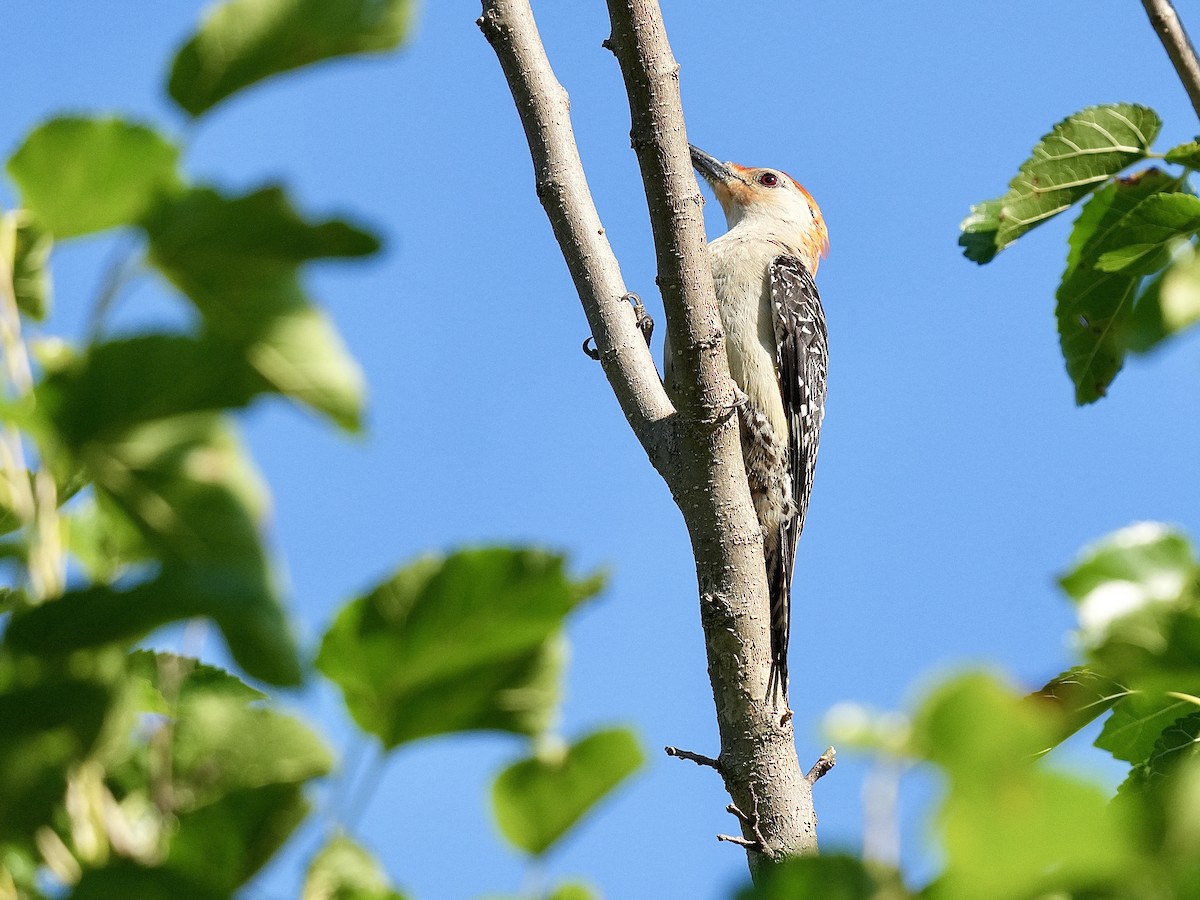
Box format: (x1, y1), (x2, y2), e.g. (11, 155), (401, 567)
(757, 172), (779, 187)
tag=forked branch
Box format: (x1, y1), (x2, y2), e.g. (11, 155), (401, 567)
(479, 0), (821, 871)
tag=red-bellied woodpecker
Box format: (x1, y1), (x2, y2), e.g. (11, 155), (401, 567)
(665, 145), (829, 703)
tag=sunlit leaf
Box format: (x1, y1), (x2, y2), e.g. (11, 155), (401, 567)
(125, 651), (268, 709)
(143, 186), (375, 429)
(303, 834), (406, 900)
(317, 548), (604, 748)
(492, 728), (644, 856)
(6, 117), (180, 238)
(1165, 139), (1200, 169)
(1127, 240), (1200, 354)
(168, 0), (414, 116)
(4, 212), (52, 320)
(1098, 692), (1194, 765)
(64, 494), (151, 584)
(910, 672), (1057, 773)
(1055, 171), (1188, 403)
(1027, 666), (1127, 748)
(169, 695), (331, 810)
(960, 104), (1161, 262)
(1092, 192), (1200, 275)
(913, 675), (1144, 898)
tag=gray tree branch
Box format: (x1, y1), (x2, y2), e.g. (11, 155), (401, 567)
(1141, 0), (1200, 121)
(478, 0), (819, 871)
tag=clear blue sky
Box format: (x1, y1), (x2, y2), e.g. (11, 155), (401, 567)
(6, 1), (1200, 897)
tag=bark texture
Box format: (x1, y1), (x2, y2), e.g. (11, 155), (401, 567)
(478, 0), (818, 869)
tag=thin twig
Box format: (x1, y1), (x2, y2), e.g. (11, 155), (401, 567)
(806, 746), (837, 785)
(1141, 0), (1200, 121)
(664, 745), (721, 772)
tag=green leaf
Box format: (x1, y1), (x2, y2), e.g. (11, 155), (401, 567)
(1060, 522), (1195, 633)
(958, 198), (1003, 264)
(166, 783), (312, 893)
(303, 834), (407, 900)
(1059, 524), (1200, 697)
(64, 494), (152, 584)
(168, 0), (415, 117)
(736, 855), (898, 900)
(1119, 711), (1200, 797)
(960, 104), (1161, 261)
(10, 414), (301, 684)
(143, 186), (376, 430)
(125, 650), (268, 708)
(1165, 139), (1200, 169)
(39, 334), (270, 449)
(492, 727), (644, 856)
(6, 117), (180, 238)
(1055, 170), (1188, 403)
(1027, 665), (1127, 747)
(1093, 192), (1200, 274)
(4, 212), (53, 320)
(546, 883), (599, 900)
(71, 864), (225, 900)
(0, 652), (121, 845)
(1127, 240), (1200, 354)
(911, 677), (1143, 898)
(169, 695), (332, 810)
(1098, 692), (1194, 764)
(317, 548), (603, 748)
(910, 672), (1058, 774)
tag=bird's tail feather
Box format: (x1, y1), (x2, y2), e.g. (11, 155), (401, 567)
(765, 524), (793, 704)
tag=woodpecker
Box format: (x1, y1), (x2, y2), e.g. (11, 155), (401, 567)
(665, 145), (829, 703)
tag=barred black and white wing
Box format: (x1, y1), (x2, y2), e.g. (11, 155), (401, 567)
(765, 255), (828, 700)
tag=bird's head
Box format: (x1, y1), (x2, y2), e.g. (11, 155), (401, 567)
(690, 144), (829, 269)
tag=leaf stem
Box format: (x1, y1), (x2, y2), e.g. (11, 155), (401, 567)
(1141, 0), (1200, 122)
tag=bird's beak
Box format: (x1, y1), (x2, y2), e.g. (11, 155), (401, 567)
(689, 144), (737, 187)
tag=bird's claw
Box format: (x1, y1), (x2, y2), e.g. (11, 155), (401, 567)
(582, 292), (653, 362)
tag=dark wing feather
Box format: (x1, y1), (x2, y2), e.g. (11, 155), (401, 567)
(766, 255), (828, 698)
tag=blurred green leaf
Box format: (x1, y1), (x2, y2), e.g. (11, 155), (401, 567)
(1056, 171), (1186, 403)
(143, 186), (375, 429)
(492, 727), (643, 857)
(168, 0), (414, 117)
(166, 783), (312, 893)
(1058, 524), (1200, 688)
(317, 548), (603, 748)
(169, 694), (331, 810)
(1127, 240), (1200, 354)
(913, 677), (1142, 899)
(71, 864), (225, 900)
(1165, 139), (1200, 168)
(0, 652), (121, 845)
(6, 117), (180, 238)
(910, 672), (1058, 773)
(1093, 192), (1200, 274)
(40, 335), (270, 449)
(960, 104), (1161, 262)
(1099, 692), (1195, 765)
(545, 883), (599, 900)
(1027, 665), (1127, 748)
(64, 495), (152, 584)
(4, 212), (53, 320)
(1060, 522), (1195, 606)
(125, 650), (268, 710)
(303, 834), (407, 900)
(7, 567), (300, 687)
(736, 855), (898, 900)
